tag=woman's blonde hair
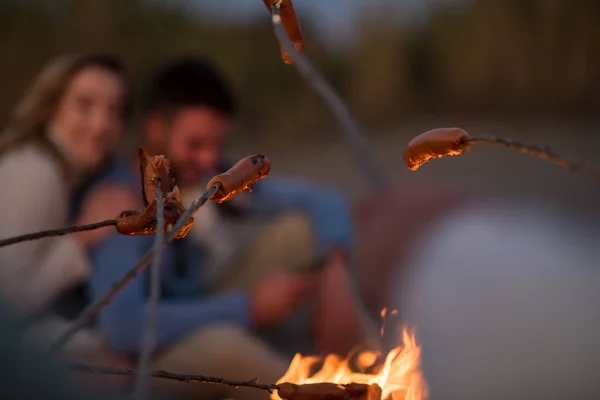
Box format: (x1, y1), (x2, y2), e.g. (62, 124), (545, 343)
(0, 53), (132, 159)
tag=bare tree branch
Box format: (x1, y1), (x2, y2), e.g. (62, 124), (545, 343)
(50, 184), (221, 352)
(133, 179), (165, 400)
(66, 364), (279, 393)
(463, 136), (600, 180)
(68, 364), (383, 400)
(403, 128), (600, 180)
(269, 3), (389, 187)
(269, 2), (384, 351)
(0, 220), (117, 248)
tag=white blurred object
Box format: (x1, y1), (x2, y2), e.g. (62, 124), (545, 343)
(390, 200), (600, 400)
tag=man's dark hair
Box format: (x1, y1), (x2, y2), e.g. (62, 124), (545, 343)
(142, 56), (238, 117)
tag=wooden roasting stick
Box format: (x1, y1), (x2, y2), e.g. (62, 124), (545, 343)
(67, 364), (383, 400)
(403, 127), (600, 180)
(266, 1), (387, 353)
(51, 153), (271, 351)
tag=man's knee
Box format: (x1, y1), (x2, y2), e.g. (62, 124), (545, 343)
(258, 212), (317, 271)
(152, 322), (290, 400)
(156, 323), (250, 364)
(151, 324), (255, 400)
(190, 323), (257, 360)
(154, 323), (286, 371)
(264, 212), (313, 246)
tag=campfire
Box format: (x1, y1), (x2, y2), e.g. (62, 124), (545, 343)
(271, 320), (427, 400)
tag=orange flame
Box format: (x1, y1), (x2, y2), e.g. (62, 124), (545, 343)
(380, 307), (398, 337)
(271, 328), (427, 400)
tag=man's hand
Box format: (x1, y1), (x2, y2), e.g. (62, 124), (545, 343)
(249, 270), (316, 328)
(74, 185), (139, 249)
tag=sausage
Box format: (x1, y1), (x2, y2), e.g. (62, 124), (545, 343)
(276, 382), (382, 400)
(207, 155), (271, 203)
(263, 0), (304, 64)
(164, 186), (195, 239)
(116, 186), (195, 239)
(115, 200), (158, 236)
(403, 128), (470, 171)
(116, 147), (195, 239)
(139, 146), (176, 207)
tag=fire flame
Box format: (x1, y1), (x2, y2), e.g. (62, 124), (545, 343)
(271, 326), (427, 400)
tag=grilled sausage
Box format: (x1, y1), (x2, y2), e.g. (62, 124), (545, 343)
(207, 155), (271, 203)
(276, 382), (382, 400)
(403, 128), (470, 171)
(139, 146), (176, 207)
(115, 186), (194, 239)
(263, 0), (304, 64)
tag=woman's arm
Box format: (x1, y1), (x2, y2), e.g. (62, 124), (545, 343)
(0, 150), (90, 315)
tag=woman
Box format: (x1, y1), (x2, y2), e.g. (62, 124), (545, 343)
(0, 53), (133, 353)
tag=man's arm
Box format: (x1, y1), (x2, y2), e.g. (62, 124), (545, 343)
(88, 233), (252, 355)
(247, 177), (354, 258)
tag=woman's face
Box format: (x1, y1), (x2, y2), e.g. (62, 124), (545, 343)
(52, 66), (126, 170)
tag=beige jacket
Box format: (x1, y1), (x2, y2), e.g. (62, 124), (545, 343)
(0, 142), (90, 316)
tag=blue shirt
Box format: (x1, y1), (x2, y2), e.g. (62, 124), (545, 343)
(87, 162), (354, 355)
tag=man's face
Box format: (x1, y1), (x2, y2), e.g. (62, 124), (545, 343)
(160, 106), (230, 185)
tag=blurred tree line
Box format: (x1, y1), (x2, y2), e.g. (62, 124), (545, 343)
(0, 0), (598, 143)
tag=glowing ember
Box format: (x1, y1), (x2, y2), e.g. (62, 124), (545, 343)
(380, 307), (398, 337)
(271, 328), (427, 400)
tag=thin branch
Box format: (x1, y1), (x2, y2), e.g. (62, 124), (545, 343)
(0, 220), (117, 248)
(463, 136), (600, 180)
(50, 184), (221, 352)
(66, 364), (278, 393)
(269, 3), (389, 187)
(133, 179), (165, 400)
(270, 3), (388, 348)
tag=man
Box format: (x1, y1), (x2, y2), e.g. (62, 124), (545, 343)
(84, 56), (368, 400)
